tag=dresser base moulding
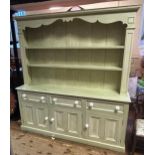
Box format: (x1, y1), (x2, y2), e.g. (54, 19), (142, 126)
(21, 125), (125, 152)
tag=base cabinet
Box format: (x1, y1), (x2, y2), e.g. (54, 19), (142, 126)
(85, 100), (123, 145)
(18, 91), (129, 152)
(22, 102), (49, 130)
(86, 112), (122, 145)
(49, 96), (83, 137)
(50, 107), (82, 137)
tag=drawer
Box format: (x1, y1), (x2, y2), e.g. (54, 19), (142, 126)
(20, 92), (47, 103)
(86, 100), (124, 114)
(50, 96), (82, 108)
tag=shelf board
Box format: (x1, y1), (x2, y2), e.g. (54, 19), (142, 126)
(28, 63), (122, 71)
(26, 46), (125, 50)
(16, 84), (131, 103)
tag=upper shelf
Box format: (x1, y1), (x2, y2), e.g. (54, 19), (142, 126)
(28, 63), (122, 71)
(26, 46), (125, 50)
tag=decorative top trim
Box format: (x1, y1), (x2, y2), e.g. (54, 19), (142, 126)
(15, 5), (140, 21)
(17, 13), (136, 31)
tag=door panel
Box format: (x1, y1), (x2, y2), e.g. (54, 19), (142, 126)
(89, 116), (101, 138)
(55, 110), (65, 132)
(86, 112), (103, 141)
(86, 111), (122, 145)
(49, 105), (82, 137)
(35, 104), (48, 130)
(104, 116), (122, 144)
(66, 109), (82, 137)
(68, 113), (78, 133)
(50, 107), (66, 134)
(105, 119), (118, 142)
(22, 103), (35, 127)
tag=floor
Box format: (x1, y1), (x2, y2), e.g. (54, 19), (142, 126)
(11, 121), (143, 155)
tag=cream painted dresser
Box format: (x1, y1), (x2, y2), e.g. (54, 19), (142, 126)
(16, 5), (141, 152)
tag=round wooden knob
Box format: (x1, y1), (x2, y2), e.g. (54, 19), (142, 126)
(53, 98), (57, 102)
(40, 96), (45, 100)
(74, 100), (79, 107)
(85, 124), (89, 129)
(89, 102), (94, 108)
(22, 94), (27, 100)
(44, 117), (48, 121)
(115, 106), (120, 112)
(50, 118), (55, 123)
(40, 96), (46, 103)
(22, 94), (27, 98)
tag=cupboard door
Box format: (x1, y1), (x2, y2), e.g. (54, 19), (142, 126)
(22, 102), (35, 127)
(50, 107), (66, 134)
(49, 96), (82, 137)
(104, 115), (122, 144)
(34, 103), (49, 130)
(49, 106), (82, 137)
(66, 109), (82, 137)
(86, 111), (123, 145)
(85, 111), (103, 141)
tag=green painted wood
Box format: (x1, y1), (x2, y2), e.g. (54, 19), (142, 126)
(49, 96), (83, 138)
(24, 21), (126, 49)
(17, 85), (130, 102)
(120, 29), (135, 94)
(27, 64), (122, 71)
(26, 46), (125, 50)
(85, 99), (123, 145)
(34, 103), (49, 130)
(21, 125), (125, 152)
(22, 101), (35, 127)
(15, 5), (141, 152)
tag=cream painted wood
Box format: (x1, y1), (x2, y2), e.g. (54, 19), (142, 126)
(16, 5), (141, 152)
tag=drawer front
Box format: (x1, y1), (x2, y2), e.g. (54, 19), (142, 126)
(86, 100), (124, 114)
(20, 92), (48, 103)
(50, 96), (82, 109)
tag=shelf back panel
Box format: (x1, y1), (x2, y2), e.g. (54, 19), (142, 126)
(24, 19), (126, 48)
(28, 68), (121, 92)
(26, 49), (124, 68)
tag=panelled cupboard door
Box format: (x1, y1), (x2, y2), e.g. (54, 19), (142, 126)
(85, 111), (103, 141)
(34, 103), (49, 130)
(49, 106), (82, 137)
(22, 102), (35, 127)
(51, 107), (66, 134)
(66, 108), (82, 137)
(22, 101), (49, 130)
(85, 111), (122, 145)
(104, 115), (122, 144)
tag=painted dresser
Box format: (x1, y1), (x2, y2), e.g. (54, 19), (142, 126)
(16, 5), (141, 152)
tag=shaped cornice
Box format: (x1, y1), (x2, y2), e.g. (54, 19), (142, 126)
(17, 6), (140, 32)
